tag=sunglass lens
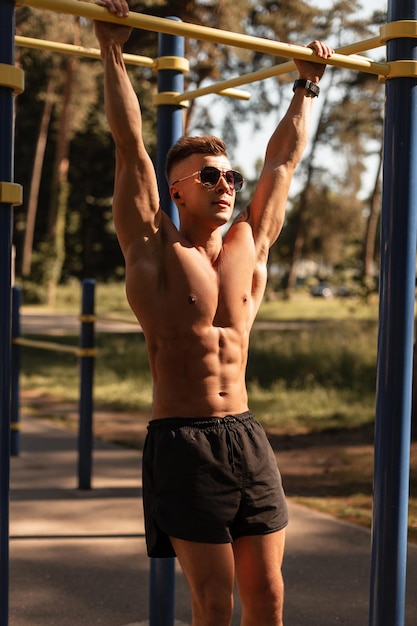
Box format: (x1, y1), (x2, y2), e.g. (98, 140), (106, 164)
(200, 167), (220, 187)
(231, 171), (244, 191)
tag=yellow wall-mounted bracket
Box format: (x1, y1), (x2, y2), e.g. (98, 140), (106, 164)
(153, 91), (190, 108)
(0, 183), (23, 205)
(154, 56), (190, 73)
(0, 182), (23, 206)
(0, 64), (24, 94)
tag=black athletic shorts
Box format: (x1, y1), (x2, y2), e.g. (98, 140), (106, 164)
(142, 411), (288, 558)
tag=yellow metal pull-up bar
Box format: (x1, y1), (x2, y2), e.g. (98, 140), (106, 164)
(14, 34), (251, 101)
(180, 36), (385, 102)
(15, 34), (155, 67)
(22, 0), (390, 77)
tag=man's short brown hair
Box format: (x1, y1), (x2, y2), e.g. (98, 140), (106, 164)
(165, 135), (228, 183)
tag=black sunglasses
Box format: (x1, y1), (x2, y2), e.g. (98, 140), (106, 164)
(172, 166), (245, 192)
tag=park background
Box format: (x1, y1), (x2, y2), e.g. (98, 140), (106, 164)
(12, 0), (417, 539)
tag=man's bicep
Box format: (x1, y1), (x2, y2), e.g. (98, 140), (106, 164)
(248, 166), (292, 250)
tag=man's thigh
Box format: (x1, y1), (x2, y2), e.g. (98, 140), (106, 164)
(170, 537), (236, 602)
(232, 530), (286, 598)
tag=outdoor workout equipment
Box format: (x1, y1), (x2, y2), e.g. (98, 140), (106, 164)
(1, 1), (417, 625)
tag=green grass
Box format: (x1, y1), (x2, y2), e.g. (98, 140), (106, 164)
(246, 320), (377, 432)
(20, 332), (153, 413)
(258, 293), (379, 322)
(21, 280), (132, 315)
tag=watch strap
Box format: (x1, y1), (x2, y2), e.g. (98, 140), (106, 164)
(293, 79), (320, 97)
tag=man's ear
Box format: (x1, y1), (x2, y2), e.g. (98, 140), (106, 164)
(170, 185), (181, 201)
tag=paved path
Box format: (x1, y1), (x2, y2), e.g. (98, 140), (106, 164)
(20, 311), (140, 335)
(20, 311), (313, 336)
(9, 415), (417, 625)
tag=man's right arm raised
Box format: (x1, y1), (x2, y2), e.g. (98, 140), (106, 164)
(94, 5), (161, 258)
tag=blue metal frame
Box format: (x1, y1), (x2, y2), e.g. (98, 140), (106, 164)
(156, 20), (182, 229)
(369, 1), (417, 625)
(149, 24), (184, 626)
(11, 286), (21, 457)
(0, 1), (17, 624)
(78, 279), (96, 490)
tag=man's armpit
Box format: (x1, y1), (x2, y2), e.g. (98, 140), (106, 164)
(233, 205), (251, 224)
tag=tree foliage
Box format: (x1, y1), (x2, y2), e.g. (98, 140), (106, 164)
(13, 1), (385, 301)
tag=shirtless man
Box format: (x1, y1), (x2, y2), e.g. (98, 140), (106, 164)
(94, 3), (332, 624)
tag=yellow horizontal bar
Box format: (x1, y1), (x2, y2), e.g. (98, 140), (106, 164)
(15, 35), (154, 68)
(0, 182), (23, 206)
(13, 336), (96, 357)
(14, 337), (79, 354)
(91, 314), (140, 326)
(10, 423), (22, 431)
(381, 20), (417, 43)
(176, 83), (252, 102)
(15, 35), (249, 100)
(0, 64), (24, 94)
(177, 36), (386, 102)
(217, 88), (250, 101)
(22, 0), (389, 76)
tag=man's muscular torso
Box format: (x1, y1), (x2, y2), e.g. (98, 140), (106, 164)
(125, 212), (267, 419)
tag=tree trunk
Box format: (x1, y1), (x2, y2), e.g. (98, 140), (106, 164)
(285, 185), (310, 296)
(46, 50), (78, 306)
(22, 75), (56, 277)
(362, 146), (382, 292)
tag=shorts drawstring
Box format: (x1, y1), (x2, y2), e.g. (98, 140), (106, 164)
(221, 416), (245, 473)
(225, 424), (235, 471)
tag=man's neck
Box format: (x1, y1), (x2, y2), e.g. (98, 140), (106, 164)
(180, 224), (224, 265)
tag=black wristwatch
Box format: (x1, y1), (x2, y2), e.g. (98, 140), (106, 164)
(293, 79), (320, 97)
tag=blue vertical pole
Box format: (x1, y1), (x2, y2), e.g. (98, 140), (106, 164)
(11, 286), (21, 457)
(369, 1), (417, 625)
(0, 1), (17, 623)
(78, 279), (96, 490)
(149, 21), (184, 626)
(156, 19), (183, 228)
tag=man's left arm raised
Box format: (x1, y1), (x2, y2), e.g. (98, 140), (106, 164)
(246, 41), (334, 262)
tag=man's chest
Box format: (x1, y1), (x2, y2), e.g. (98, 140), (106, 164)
(127, 232), (267, 332)
(159, 257), (255, 329)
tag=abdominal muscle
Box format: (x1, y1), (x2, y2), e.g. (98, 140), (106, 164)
(147, 323), (250, 419)
(125, 220), (264, 420)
